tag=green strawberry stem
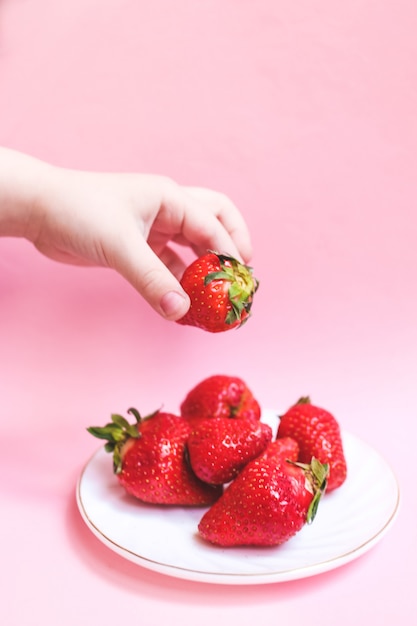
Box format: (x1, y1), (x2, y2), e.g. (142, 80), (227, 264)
(87, 408), (147, 474)
(204, 252), (259, 326)
(289, 457), (329, 524)
(277, 395), (311, 422)
(295, 396), (311, 405)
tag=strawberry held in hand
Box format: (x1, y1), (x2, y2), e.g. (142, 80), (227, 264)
(277, 397), (347, 492)
(87, 409), (222, 506)
(198, 450), (329, 547)
(177, 251), (259, 333)
(180, 374), (261, 427)
(187, 417), (273, 485)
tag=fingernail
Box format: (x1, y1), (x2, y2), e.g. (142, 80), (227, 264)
(160, 291), (189, 319)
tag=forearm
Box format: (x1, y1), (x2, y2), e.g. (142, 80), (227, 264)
(0, 147), (50, 240)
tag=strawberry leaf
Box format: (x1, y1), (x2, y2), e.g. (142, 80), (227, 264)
(306, 458), (329, 524)
(204, 270), (233, 285)
(288, 457), (329, 525)
(111, 413), (131, 429)
(86, 423), (122, 442)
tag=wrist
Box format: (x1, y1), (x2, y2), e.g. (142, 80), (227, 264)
(0, 147), (53, 240)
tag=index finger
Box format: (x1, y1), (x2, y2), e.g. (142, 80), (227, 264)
(184, 187), (253, 263)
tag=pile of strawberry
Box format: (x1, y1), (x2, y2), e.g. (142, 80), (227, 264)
(88, 375), (347, 548)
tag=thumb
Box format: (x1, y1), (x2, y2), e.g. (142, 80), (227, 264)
(111, 235), (190, 321)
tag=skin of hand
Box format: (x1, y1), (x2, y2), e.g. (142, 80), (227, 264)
(0, 148), (252, 320)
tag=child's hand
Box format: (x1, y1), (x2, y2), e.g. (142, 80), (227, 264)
(0, 148), (252, 321)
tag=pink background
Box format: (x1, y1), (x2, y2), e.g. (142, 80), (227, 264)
(1, 1), (415, 623)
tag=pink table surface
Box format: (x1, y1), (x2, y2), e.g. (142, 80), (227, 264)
(1, 1), (416, 624)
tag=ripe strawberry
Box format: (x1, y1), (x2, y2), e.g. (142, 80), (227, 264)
(277, 397), (347, 492)
(180, 374), (261, 427)
(187, 417), (273, 485)
(177, 251), (259, 333)
(198, 453), (329, 547)
(261, 436), (300, 463)
(87, 409), (222, 506)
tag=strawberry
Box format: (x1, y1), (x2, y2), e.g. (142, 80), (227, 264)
(198, 453), (329, 547)
(177, 251), (259, 333)
(180, 374), (261, 427)
(260, 436), (300, 463)
(187, 417), (273, 485)
(87, 409), (222, 506)
(277, 397), (347, 492)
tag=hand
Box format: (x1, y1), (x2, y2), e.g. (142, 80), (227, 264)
(1, 149), (252, 321)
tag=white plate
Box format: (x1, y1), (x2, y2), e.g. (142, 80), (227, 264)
(76, 410), (400, 585)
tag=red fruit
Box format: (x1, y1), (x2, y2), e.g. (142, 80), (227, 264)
(198, 455), (329, 547)
(87, 409), (222, 506)
(261, 437), (300, 463)
(180, 374), (261, 427)
(277, 397), (347, 492)
(177, 251), (259, 333)
(187, 417), (273, 485)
